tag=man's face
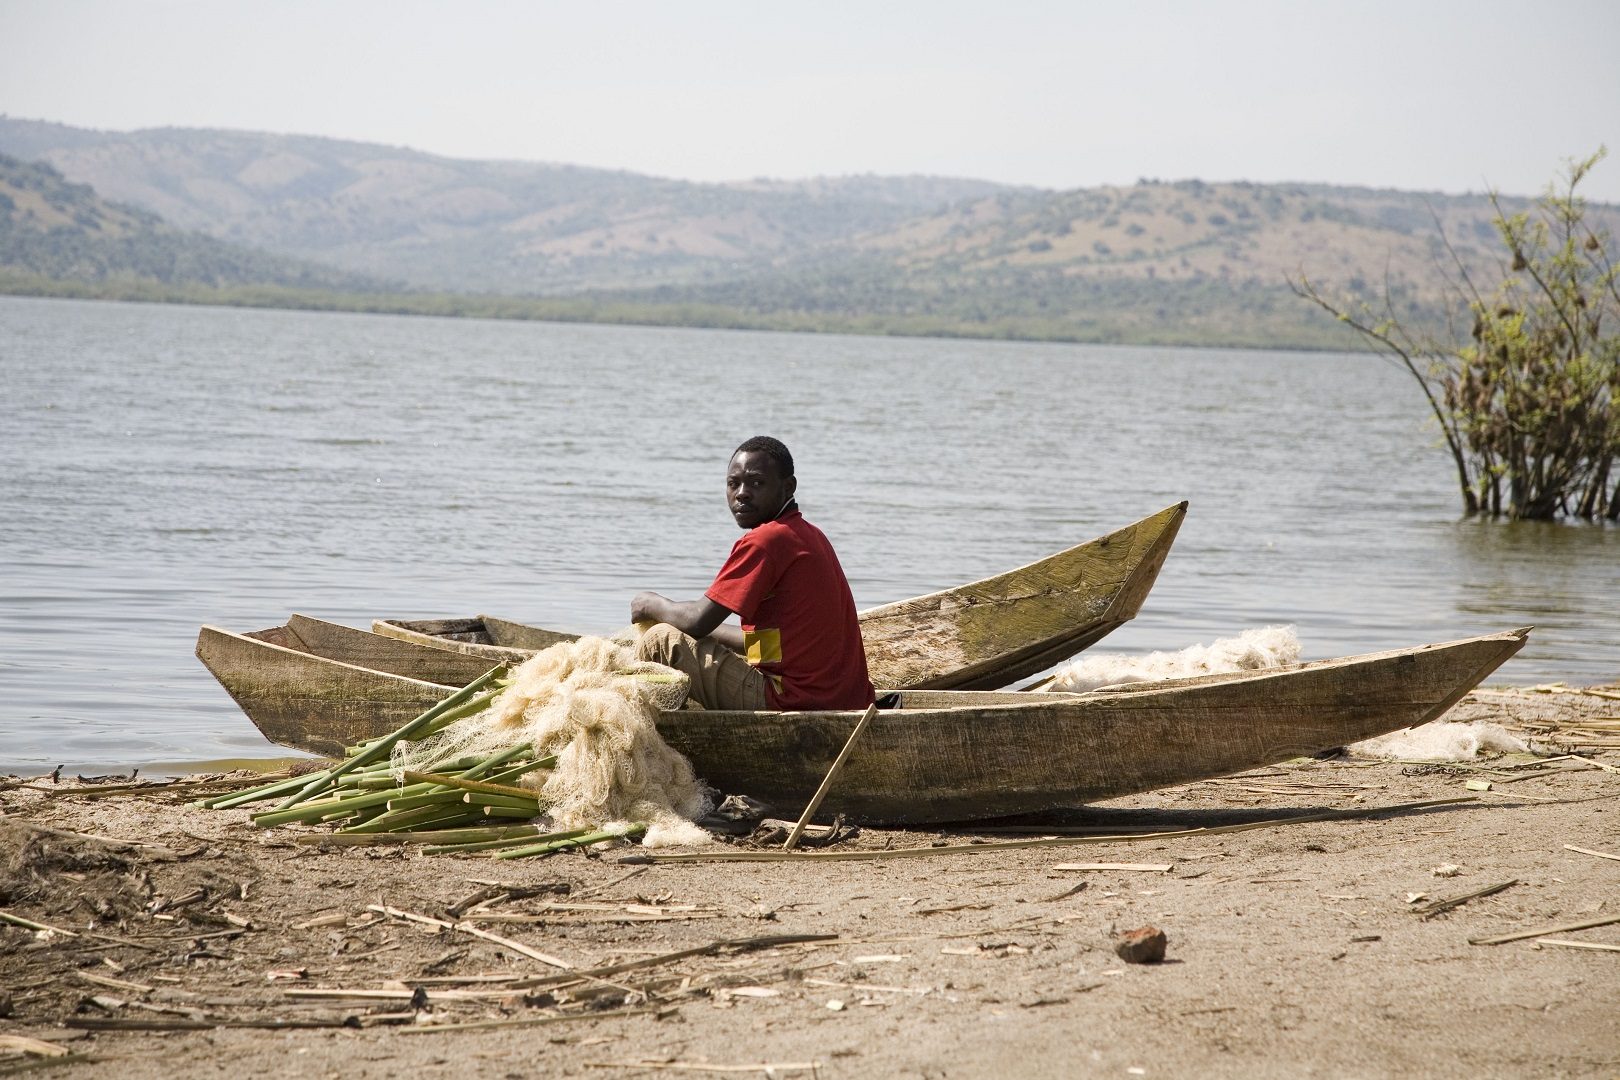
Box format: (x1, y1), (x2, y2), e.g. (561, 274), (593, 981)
(726, 450), (795, 530)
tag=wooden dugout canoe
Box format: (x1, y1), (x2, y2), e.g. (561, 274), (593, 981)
(372, 501), (1189, 691)
(199, 617), (1529, 824)
(196, 614), (501, 756)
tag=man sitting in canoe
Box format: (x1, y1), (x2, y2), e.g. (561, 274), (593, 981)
(631, 436), (875, 712)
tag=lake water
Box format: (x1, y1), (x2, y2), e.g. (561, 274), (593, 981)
(1, 295), (1615, 773)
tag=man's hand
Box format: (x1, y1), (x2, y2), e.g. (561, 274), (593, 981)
(630, 591), (669, 625)
(630, 592), (739, 648)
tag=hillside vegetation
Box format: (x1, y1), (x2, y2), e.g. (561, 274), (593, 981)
(3, 117), (1616, 349)
(0, 153), (385, 291)
(625, 178), (1594, 345)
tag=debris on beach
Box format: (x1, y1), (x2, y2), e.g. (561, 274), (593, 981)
(1350, 721), (1526, 762)
(1412, 879), (1518, 920)
(0, 677), (1615, 1074)
(1114, 925), (1168, 964)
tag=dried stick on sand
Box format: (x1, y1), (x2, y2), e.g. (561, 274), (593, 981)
(1564, 844), (1620, 862)
(1533, 938), (1620, 953)
(1469, 914), (1620, 946)
(367, 904), (573, 969)
(1412, 879), (1518, 920)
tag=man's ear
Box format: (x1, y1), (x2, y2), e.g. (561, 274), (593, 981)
(785, 475), (798, 498)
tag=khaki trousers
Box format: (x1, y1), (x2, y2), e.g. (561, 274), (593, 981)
(635, 624), (771, 711)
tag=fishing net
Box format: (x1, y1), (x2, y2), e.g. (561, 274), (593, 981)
(1042, 626), (1302, 692)
(391, 632), (713, 848)
(1041, 627), (1527, 762)
(1348, 721), (1527, 761)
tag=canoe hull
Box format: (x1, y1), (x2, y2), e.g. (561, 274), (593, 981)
(658, 629), (1528, 822)
(195, 615), (497, 758)
(204, 618), (1529, 823)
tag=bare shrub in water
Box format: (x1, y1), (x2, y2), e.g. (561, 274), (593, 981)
(1294, 150), (1619, 521)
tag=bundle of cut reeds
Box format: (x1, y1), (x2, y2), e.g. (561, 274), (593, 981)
(197, 665), (647, 858)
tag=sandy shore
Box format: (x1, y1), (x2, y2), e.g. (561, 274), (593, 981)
(3, 684), (1618, 1079)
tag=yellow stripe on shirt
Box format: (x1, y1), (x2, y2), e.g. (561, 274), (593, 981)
(743, 627), (783, 666)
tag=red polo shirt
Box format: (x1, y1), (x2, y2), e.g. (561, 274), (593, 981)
(705, 509), (874, 711)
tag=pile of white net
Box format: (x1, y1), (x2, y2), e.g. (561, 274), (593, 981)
(1038, 625), (1524, 763)
(391, 634), (712, 848)
(1042, 626), (1302, 692)
(1347, 722), (1527, 761)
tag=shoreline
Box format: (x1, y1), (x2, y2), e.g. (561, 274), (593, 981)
(0, 282), (1372, 354)
(2, 684), (1616, 1077)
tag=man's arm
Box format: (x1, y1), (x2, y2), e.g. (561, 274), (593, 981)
(630, 592), (745, 653)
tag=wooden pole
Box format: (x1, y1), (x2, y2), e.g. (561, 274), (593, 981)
(784, 701), (879, 851)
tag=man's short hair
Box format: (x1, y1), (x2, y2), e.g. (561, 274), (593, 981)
(734, 435), (794, 479)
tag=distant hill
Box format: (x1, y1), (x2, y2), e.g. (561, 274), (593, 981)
(620, 178), (1607, 345)
(0, 117), (1015, 294)
(3, 116), (1616, 348)
(0, 152), (387, 291)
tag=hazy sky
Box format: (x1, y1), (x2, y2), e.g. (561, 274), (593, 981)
(3, 0), (1618, 200)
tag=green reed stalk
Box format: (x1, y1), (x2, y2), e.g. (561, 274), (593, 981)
(251, 750), (544, 830)
(385, 807), (485, 832)
(385, 790), (467, 813)
(461, 792), (540, 811)
(409, 687), (507, 741)
(201, 770), (325, 810)
(422, 827), (592, 856)
(399, 771), (537, 801)
(272, 665), (506, 811)
(340, 803), (469, 835)
(480, 805), (541, 820)
(482, 757), (553, 786)
(493, 823), (646, 859)
(308, 824), (548, 848)
(455, 742), (534, 780)
(252, 780), (440, 827)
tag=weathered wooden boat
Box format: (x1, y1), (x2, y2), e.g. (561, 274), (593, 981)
(198, 617), (1529, 824)
(196, 615), (501, 756)
(373, 501), (1189, 691)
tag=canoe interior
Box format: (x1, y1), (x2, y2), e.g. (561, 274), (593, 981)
(276, 615), (499, 683)
(483, 615), (581, 651)
(372, 617), (576, 663)
(377, 617), (493, 644)
(857, 500), (1187, 690)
